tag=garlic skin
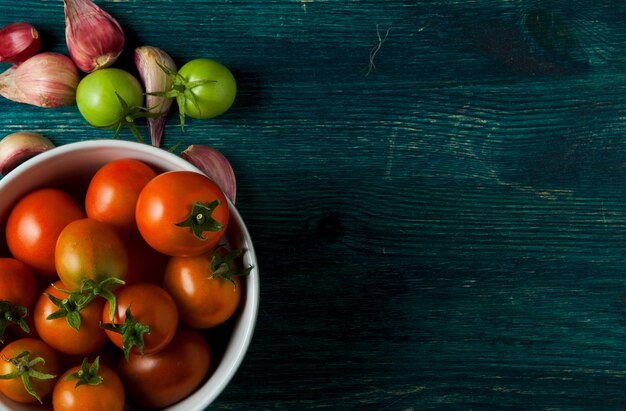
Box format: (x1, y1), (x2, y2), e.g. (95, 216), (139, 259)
(181, 144), (237, 203)
(0, 132), (55, 175)
(0, 22), (40, 65)
(63, 0), (125, 73)
(0, 52), (80, 108)
(134, 46), (176, 147)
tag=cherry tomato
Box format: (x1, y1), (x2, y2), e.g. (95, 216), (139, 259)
(76, 68), (143, 128)
(163, 248), (242, 328)
(102, 283), (178, 357)
(52, 358), (124, 411)
(85, 159), (157, 237)
(116, 326), (211, 409)
(0, 338), (59, 403)
(177, 58), (237, 119)
(0, 258), (37, 340)
(135, 171), (229, 257)
(55, 218), (128, 291)
(34, 281), (108, 355)
(6, 188), (86, 277)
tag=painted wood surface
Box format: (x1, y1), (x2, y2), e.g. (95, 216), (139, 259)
(3, 0), (626, 409)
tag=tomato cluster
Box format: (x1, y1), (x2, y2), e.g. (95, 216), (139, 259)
(0, 159), (250, 410)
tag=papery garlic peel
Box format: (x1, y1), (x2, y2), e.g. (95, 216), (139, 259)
(181, 144), (237, 203)
(0, 132), (55, 175)
(134, 46), (176, 147)
(0, 52), (80, 108)
(0, 22), (40, 65)
(63, 0), (125, 73)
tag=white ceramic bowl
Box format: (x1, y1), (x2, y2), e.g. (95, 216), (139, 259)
(0, 139), (259, 411)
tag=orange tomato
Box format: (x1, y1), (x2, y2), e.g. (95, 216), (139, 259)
(0, 338), (59, 403)
(85, 159), (157, 238)
(52, 359), (124, 411)
(163, 248), (242, 328)
(34, 281), (108, 355)
(6, 188), (85, 277)
(135, 171), (229, 257)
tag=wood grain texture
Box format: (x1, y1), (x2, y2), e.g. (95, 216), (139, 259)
(3, 0), (626, 409)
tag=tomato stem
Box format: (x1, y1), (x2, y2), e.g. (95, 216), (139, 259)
(0, 300), (30, 343)
(63, 356), (104, 388)
(100, 307), (150, 360)
(209, 247), (254, 291)
(45, 277), (125, 330)
(175, 200), (224, 240)
(0, 350), (56, 403)
(44, 291), (84, 331)
(99, 91), (160, 142)
(148, 62), (216, 132)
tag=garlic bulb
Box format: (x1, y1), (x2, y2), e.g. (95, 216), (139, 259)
(63, 0), (125, 73)
(0, 132), (55, 175)
(0, 52), (79, 108)
(0, 22), (40, 65)
(134, 46), (176, 147)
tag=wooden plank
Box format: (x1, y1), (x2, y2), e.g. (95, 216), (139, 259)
(2, 0), (626, 409)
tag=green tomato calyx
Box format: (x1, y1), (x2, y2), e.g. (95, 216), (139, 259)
(45, 277), (126, 331)
(209, 247), (254, 291)
(0, 300), (30, 343)
(100, 307), (150, 360)
(149, 62), (216, 132)
(175, 200), (224, 240)
(63, 356), (103, 388)
(101, 91), (161, 142)
(0, 351), (56, 403)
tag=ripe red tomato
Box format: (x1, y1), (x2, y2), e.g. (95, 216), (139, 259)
(6, 188), (85, 276)
(0, 258), (37, 340)
(33, 281), (108, 355)
(102, 283), (178, 357)
(163, 248), (243, 329)
(116, 326), (211, 409)
(135, 171), (229, 257)
(52, 357), (125, 411)
(85, 159), (157, 238)
(55, 218), (128, 291)
(0, 338), (59, 403)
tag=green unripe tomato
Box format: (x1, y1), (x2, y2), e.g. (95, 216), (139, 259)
(76, 68), (144, 128)
(178, 59), (236, 119)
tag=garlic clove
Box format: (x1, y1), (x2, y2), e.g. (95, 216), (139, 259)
(134, 46), (176, 147)
(0, 132), (55, 175)
(0, 52), (79, 108)
(0, 22), (40, 65)
(63, 0), (125, 73)
(181, 144), (237, 203)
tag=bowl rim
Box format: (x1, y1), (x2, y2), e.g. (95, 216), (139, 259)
(0, 139), (260, 411)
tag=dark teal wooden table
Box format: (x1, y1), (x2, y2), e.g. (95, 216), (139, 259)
(4, 0), (626, 409)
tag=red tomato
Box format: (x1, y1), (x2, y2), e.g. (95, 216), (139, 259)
(102, 283), (178, 357)
(33, 281), (108, 355)
(163, 248), (243, 329)
(6, 188), (86, 277)
(135, 171), (229, 257)
(85, 159), (157, 238)
(52, 358), (124, 411)
(0, 258), (37, 340)
(0, 338), (59, 403)
(55, 218), (128, 291)
(117, 326), (211, 409)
